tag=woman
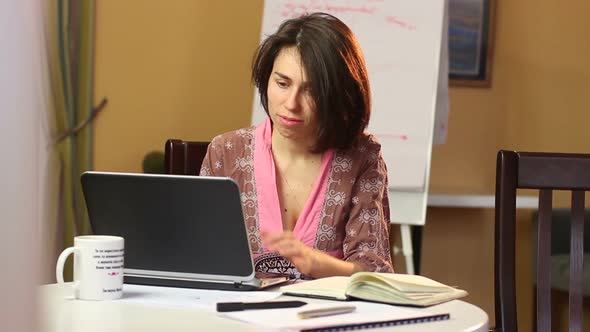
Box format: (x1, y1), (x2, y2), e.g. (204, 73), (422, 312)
(200, 12), (393, 278)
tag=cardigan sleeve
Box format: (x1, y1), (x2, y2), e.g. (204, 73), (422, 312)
(341, 143), (393, 273)
(199, 134), (225, 177)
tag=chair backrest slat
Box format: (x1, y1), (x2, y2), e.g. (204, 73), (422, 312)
(536, 189), (552, 332)
(569, 190), (585, 332)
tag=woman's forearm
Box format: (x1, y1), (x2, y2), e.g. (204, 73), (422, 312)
(307, 249), (364, 279)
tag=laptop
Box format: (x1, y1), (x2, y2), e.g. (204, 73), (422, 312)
(81, 171), (290, 291)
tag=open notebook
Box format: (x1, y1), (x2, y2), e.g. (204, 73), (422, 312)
(280, 272), (468, 307)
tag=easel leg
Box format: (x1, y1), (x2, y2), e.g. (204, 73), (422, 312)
(400, 224), (415, 275)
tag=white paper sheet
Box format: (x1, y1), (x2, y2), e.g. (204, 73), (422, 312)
(119, 284), (281, 312)
(222, 301), (436, 330)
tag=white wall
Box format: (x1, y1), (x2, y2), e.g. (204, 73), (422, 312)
(0, 0), (50, 330)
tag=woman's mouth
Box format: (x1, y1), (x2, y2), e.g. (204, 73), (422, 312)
(278, 115), (303, 127)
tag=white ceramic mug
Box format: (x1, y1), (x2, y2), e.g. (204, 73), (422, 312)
(56, 235), (124, 300)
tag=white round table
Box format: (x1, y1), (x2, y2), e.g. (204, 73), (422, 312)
(39, 283), (488, 332)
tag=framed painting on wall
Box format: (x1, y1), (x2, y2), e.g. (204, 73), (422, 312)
(449, 0), (496, 87)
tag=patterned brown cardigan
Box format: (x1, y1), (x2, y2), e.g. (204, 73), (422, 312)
(200, 125), (393, 274)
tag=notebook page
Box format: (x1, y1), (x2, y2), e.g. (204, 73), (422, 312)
(280, 276), (350, 299)
(351, 273), (455, 293)
(119, 284), (281, 312)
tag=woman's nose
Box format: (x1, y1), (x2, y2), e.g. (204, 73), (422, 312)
(284, 89), (301, 111)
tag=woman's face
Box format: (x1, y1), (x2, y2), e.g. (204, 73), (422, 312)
(266, 46), (318, 146)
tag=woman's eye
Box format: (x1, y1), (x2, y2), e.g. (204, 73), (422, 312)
(276, 80), (288, 88)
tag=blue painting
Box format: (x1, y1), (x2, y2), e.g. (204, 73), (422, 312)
(449, 0), (493, 85)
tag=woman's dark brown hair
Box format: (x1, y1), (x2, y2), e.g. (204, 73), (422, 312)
(252, 12), (371, 152)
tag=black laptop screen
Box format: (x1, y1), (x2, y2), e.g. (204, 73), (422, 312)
(81, 172), (254, 278)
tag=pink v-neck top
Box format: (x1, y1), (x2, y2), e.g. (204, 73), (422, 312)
(253, 118), (335, 250)
(200, 119), (393, 275)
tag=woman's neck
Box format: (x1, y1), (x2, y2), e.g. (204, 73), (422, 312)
(271, 131), (320, 162)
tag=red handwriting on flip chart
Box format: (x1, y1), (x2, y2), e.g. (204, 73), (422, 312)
(376, 133), (409, 141)
(386, 16), (417, 31)
(281, 2), (377, 17)
(279, 1), (418, 32)
(324, 5), (377, 14)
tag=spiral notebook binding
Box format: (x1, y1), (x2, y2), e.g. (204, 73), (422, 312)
(300, 313), (450, 332)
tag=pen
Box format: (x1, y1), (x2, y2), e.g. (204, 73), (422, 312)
(216, 300), (307, 312)
(297, 305), (356, 319)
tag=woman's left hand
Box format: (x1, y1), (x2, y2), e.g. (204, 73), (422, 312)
(261, 231), (317, 275)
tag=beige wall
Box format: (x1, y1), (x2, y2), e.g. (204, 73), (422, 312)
(94, 0), (264, 172)
(94, 1), (590, 329)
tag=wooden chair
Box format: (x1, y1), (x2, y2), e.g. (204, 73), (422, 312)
(164, 139), (209, 175)
(494, 150), (589, 332)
